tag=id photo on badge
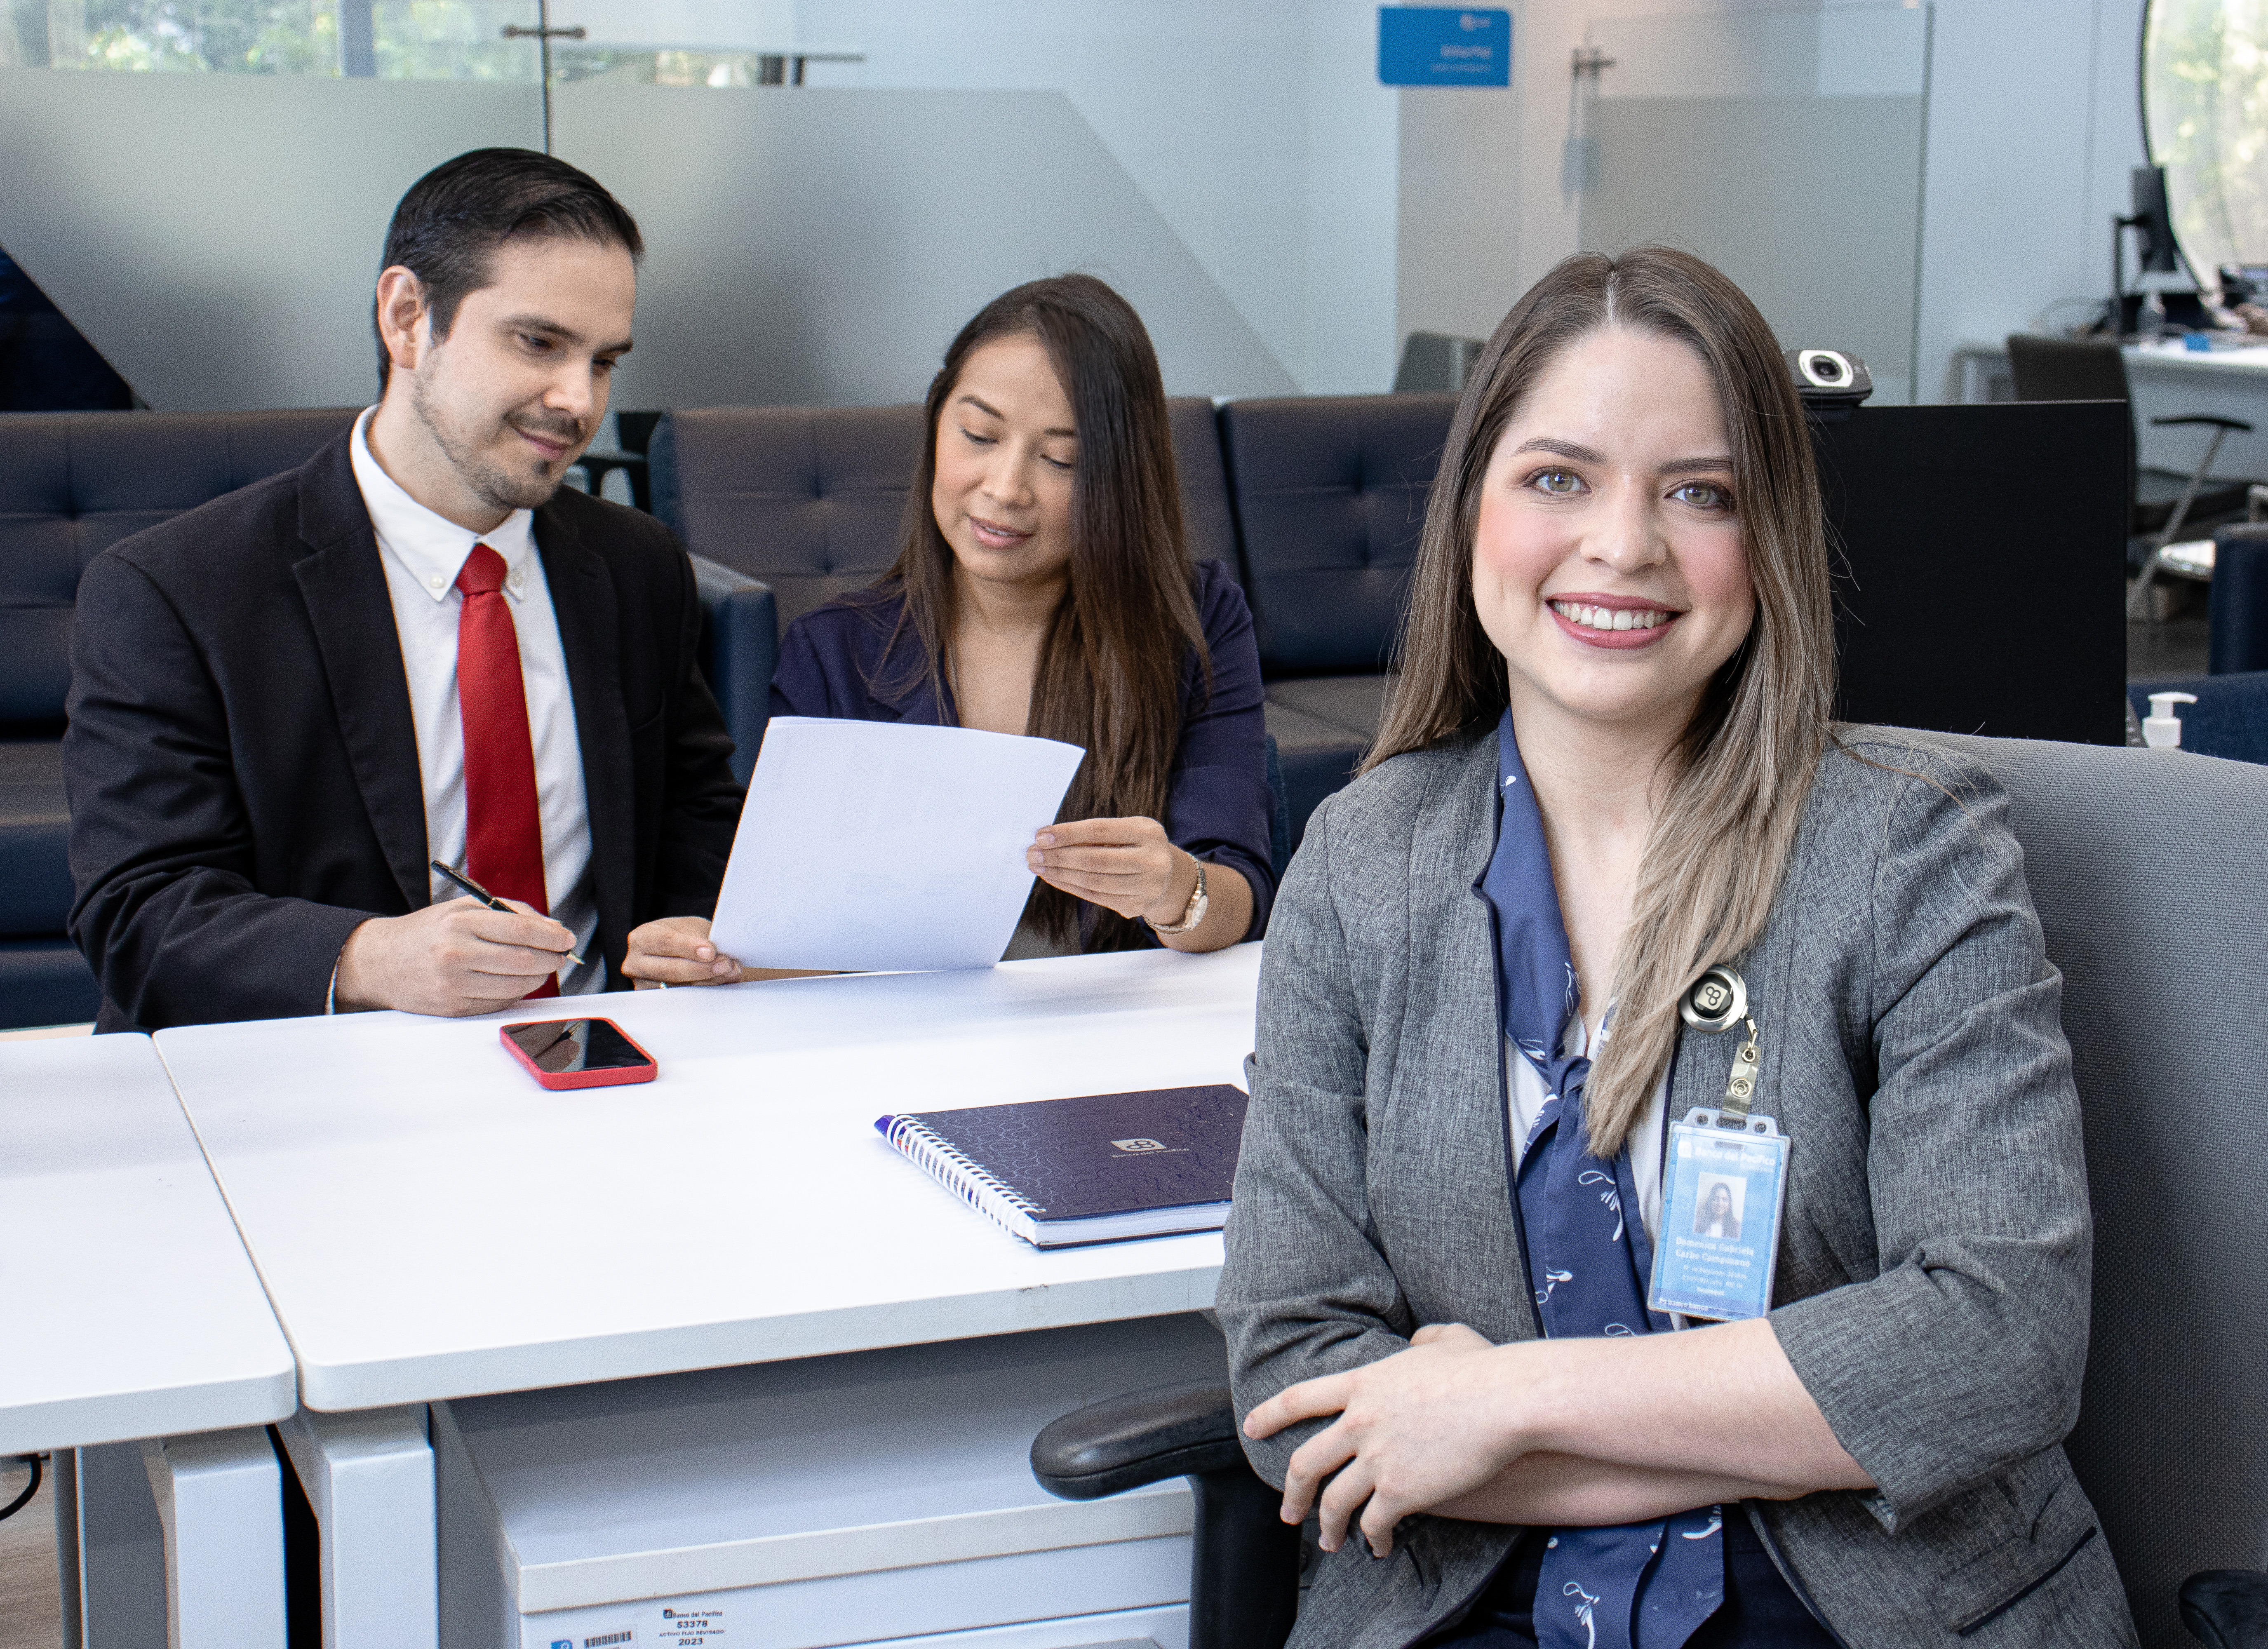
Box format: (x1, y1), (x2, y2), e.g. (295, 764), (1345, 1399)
(1649, 1120), (1789, 1322)
(1691, 1175), (1744, 1239)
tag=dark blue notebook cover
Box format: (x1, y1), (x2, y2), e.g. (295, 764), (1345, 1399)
(875, 1084), (1248, 1221)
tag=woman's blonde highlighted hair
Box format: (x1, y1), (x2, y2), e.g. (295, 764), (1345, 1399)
(1366, 246), (1837, 1158)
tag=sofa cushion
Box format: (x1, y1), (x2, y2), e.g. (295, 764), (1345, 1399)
(0, 408), (360, 728)
(0, 937), (99, 1029)
(1219, 394), (1456, 675)
(0, 738), (69, 936)
(1262, 702), (1365, 851)
(651, 398), (1239, 633)
(1265, 675), (1388, 745)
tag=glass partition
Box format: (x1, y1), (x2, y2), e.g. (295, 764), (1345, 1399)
(1576, 3), (1932, 405)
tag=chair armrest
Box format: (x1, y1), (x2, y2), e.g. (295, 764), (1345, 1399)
(2152, 414), (2255, 432)
(2181, 1570), (2268, 1648)
(1031, 1378), (1246, 1500)
(689, 554), (776, 786)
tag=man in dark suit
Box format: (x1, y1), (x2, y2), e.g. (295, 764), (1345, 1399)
(66, 148), (747, 1031)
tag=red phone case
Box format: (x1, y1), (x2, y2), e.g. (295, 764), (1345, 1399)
(498, 1018), (659, 1090)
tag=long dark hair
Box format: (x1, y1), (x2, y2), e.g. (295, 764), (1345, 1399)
(880, 274), (1207, 949)
(1368, 247), (1836, 1156)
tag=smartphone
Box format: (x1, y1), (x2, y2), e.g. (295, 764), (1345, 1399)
(499, 1017), (658, 1090)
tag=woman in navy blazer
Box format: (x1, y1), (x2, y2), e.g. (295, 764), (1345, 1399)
(771, 275), (1274, 956)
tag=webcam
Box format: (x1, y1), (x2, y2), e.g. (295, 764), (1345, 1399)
(1785, 348), (1873, 421)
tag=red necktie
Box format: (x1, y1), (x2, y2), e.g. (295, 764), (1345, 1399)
(455, 543), (557, 998)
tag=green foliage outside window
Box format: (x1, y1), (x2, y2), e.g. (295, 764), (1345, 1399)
(2145, 0), (2268, 279)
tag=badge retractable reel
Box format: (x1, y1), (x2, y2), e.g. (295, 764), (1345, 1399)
(1646, 965), (1791, 1323)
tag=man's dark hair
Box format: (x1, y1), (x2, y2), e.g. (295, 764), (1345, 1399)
(372, 147), (644, 391)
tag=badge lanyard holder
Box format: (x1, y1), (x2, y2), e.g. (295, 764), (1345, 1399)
(1648, 965), (1791, 1324)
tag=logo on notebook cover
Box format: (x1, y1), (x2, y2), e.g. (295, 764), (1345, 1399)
(1112, 1137), (1168, 1153)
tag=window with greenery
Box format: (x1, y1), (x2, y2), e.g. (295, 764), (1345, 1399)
(2144, 0), (2268, 280)
(0, 1), (785, 85)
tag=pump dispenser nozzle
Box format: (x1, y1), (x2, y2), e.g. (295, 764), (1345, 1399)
(2143, 691), (2198, 749)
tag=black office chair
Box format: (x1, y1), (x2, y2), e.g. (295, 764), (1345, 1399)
(2003, 334), (2255, 617)
(1030, 1378), (1300, 1649)
(1032, 733), (2268, 1648)
(573, 409), (664, 513)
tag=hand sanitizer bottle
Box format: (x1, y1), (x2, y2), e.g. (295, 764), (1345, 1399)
(2142, 691), (2198, 749)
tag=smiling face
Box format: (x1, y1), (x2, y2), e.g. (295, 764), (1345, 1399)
(1705, 1182), (1733, 1219)
(386, 234), (635, 522)
(1471, 324), (1756, 744)
(930, 333), (1079, 597)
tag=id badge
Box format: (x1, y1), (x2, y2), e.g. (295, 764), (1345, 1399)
(1647, 1108), (1790, 1322)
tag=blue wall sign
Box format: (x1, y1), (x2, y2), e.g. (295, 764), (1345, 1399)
(1378, 7), (1511, 87)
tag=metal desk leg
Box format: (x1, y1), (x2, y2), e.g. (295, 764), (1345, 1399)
(277, 1406), (437, 1649)
(52, 1447), (82, 1649)
(78, 1442), (167, 1648)
(139, 1428), (286, 1646)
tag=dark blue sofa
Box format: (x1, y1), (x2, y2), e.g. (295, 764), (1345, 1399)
(1216, 394), (1454, 836)
(649, 397), (1242, 773)
(0, 409), (363, 1027)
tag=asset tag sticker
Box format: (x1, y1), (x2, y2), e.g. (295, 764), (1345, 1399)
(1648, 1109), (1790, 1322)
(656, 1606), (725, 1646)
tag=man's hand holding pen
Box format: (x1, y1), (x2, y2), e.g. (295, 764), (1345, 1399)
(334, 895), (580, 1016)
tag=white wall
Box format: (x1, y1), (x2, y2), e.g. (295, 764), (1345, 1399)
(1912, 0), (2146, 402)
(1394, 0), (2150, 404)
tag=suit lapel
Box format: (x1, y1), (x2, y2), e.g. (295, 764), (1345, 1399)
(1445, 734), (1545, 1341)
(292, 435), (430, 911)
(535, 503), (633, 959)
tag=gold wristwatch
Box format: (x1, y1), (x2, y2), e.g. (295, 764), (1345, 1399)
(1145, 853), (1209, 936)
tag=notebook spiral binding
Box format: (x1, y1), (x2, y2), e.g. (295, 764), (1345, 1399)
(882, 1114), (1042, 1238)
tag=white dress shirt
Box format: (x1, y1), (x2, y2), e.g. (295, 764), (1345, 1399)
(349, 407), (602, 994)
(1504, 1017), (1671, 1246)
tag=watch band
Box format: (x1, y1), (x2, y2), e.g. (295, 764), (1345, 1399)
(1145, 854), (1209, 936)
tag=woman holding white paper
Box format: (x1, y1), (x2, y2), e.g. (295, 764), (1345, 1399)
(750, 274), (1276, 962)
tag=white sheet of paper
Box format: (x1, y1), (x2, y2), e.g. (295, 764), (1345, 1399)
(709, 717), (1086, 972)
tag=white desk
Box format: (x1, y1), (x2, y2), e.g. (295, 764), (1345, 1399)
(157, 945), (1258, 1410)
(1954, 334), (2268, 481)
(0, 1033), (296, 1646)
(155, 947), (1262, 1643)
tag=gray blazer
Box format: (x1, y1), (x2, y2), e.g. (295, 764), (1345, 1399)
(1218, 728), (2139, 1649)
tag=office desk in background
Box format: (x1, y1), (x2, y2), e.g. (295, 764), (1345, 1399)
(153, 944), (1264, 1644)
(1955, 335), (2268, 481)
(0, 1034), (296, 1647)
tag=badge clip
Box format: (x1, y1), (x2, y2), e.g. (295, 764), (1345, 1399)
(1652, 964), (1788, 1323)
(1680, 966), (1761, 1131)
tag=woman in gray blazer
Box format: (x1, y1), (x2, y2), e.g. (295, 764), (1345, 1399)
(1218, 247), (2135, 1649)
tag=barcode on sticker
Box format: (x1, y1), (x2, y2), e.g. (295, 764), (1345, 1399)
(585, 1635), (633, 1648)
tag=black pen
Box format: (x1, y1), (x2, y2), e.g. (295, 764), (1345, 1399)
(430, 860), (587, 968)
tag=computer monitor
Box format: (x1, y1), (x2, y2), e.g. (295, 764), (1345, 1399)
(2132, 165), (2180, 274)
(1816, 401), (2126, 747)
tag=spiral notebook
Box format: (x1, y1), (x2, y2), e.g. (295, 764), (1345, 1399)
(874, 1083), (1249, 1248)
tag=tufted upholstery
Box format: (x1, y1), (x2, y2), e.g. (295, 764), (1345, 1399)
(0, 408), (362, 728)
(0, 409), (360, 1026)
(1218, 393), (1453, 676)
(1217, 394), (1454, 843)
(648, 398), (1242, 636)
